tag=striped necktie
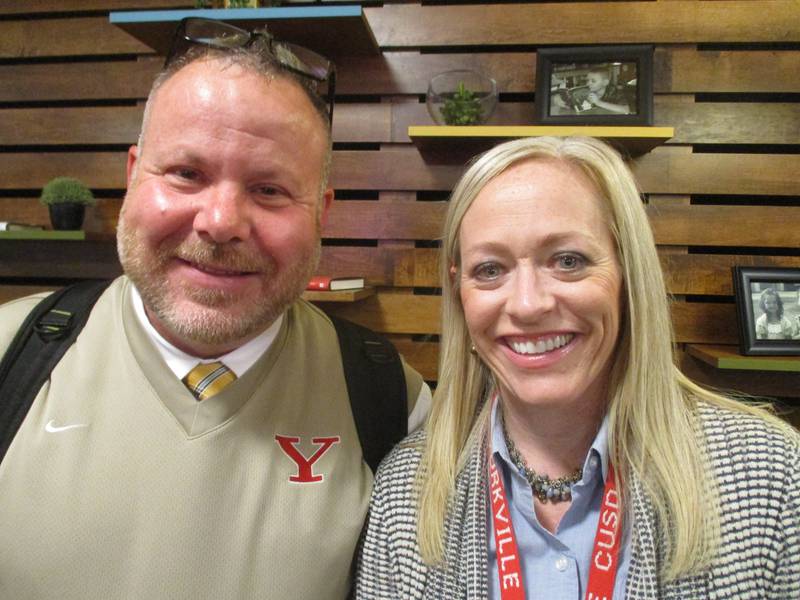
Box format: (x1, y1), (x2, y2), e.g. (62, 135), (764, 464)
(182, 361), (237, 401)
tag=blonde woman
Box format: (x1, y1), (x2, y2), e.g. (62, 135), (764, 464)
(355, 137), (799, 599)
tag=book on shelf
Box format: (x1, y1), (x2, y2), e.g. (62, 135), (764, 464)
(306, 276), (365, 291)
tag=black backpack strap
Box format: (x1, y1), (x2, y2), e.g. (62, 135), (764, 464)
(0, 279), (111, 463)
(329, 315), (408, 474)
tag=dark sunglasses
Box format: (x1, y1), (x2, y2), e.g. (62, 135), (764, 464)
(165, 17), (336, 124)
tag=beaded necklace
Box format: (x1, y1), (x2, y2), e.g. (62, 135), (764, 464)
(501, 413), (583, 503)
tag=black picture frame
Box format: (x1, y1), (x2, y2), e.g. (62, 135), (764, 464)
(534, 45), (654, 126)
(732, 267), (800, 356)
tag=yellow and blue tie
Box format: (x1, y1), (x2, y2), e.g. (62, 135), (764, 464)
(182, 361), (236, 401)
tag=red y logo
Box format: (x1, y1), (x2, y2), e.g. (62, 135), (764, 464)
(274, 435), (341, 483)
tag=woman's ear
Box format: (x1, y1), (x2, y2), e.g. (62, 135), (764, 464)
(449, 264), (458, 282)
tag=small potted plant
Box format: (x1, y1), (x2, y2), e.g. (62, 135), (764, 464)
(440, 81), (485, 126)
(39, 177), (95, 231)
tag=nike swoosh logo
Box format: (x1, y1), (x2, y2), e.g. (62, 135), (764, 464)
(45, 419), (89, 433)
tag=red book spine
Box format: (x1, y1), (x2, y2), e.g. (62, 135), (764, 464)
(306, 276), (332, 291)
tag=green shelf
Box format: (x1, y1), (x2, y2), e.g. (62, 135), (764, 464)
(687, 344), (800, 373)
(0, 230), (85, 241)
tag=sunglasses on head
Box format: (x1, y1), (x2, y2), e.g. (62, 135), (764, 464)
(165, 17), (336, 124)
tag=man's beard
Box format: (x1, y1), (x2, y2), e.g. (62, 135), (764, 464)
(117, 218), (319, 350)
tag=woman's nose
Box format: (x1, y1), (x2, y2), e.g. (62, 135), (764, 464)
(505, 266), (555, 321)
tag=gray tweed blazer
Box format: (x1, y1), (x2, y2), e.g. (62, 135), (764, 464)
(355, 403), (800, 599)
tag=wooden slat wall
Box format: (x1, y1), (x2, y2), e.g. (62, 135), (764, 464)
(1, 0), (799, 400)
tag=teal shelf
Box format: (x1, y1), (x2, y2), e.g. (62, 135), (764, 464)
(110, 6), (378, 57)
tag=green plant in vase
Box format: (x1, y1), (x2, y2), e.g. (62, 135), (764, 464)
(39, 177), (95, 231)
(440, 81), (484, 126)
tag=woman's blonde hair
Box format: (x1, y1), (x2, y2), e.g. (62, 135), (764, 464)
(418, 135), (782, 580)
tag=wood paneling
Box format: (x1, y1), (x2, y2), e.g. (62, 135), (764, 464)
(318, 292), (441, 335)
(634, 149), (800, 197)
(660, 254), (800, 296)
(0, 239), (121, 279)
(0, 153), (127, 189)
(680, 351), (800, 399)
(340, 48), (800, 96)
(0, 103), (391, 146)
(337, 52), (536, 95)
(325, 200), (446, 240)
(366, 2), (800, 47)
(391, 337), (439, 382)
(2, 49), (798, 104)
(3, 98), (798, 147)
(661, 47), (800, 93)
(0, 106), (142, 146)
(333, 148), (800, 195)
(0, 59), (160, 103)
(0, 17), (151, 59)
(649, 205), (800, 247)
(672, 302), (737, 344)
(4, 148), (797, 197)
(656, 98), (800, 145)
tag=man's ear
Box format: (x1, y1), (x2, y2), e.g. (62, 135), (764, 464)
(319, 187), (334, 228)
(126, 145), (139, 188)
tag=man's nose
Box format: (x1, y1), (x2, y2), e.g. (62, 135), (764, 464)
(193, 184), (251, 244)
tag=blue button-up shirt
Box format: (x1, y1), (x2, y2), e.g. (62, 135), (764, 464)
(488, 402), (630, 599)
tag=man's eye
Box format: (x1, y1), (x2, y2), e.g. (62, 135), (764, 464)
(255, 185), (280, 196)
(173, 168), (200, 181)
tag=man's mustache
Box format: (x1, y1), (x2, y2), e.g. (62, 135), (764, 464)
(169, 241), (272, 274)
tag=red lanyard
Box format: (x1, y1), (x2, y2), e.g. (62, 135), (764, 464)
(489, 437), (622, 600)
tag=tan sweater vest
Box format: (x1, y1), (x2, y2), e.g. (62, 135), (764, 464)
(0, 277), (403, 599)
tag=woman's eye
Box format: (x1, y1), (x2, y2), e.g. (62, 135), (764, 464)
(556, 253), (585, 270)
(473, 262), (502, 280)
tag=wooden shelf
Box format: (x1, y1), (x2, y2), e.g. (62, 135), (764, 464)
(687, 344), (800, 373)
(0, 237), (118, 280)
(302, 286), (374, 303)
(109, 6), (378, 57)
(408, 125), (674, 163)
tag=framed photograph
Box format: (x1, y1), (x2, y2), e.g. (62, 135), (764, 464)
(732, 267), (800, 356)
(534, 45), (654, 126)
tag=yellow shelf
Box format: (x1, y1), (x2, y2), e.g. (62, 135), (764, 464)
(687, 344), (800, 373)
(408, 125), (674, 162)
(301, 286), (374, 303)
